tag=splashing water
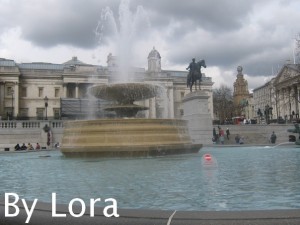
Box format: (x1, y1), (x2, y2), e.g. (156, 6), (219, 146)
(95, 0), (150, 83)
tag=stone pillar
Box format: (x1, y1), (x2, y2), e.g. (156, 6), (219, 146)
(0, 82), (4, 116)
(150, 98), (156, 118)
(168, 87), (174, 118)
(63, 84), (67, 98)
(75, 83), (79, 98)
(14, 82), (19, 118)
(280, 88), (285, 117)
(182, 90), (212, 145)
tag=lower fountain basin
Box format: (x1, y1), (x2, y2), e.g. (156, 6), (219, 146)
(61, 118), (201, 157)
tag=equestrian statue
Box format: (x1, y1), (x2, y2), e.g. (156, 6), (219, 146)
(186, 58), (206, 92)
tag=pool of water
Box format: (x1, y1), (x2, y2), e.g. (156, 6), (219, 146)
(0, 146), (300, 211)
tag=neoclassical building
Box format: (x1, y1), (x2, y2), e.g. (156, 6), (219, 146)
(253, 63), (300, 122)
(0, 48), (214, 121)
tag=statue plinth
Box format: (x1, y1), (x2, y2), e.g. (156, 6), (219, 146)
(182, 90), (212, 145)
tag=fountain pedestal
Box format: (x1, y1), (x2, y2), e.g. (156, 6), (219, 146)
(182, 90), (213, 145)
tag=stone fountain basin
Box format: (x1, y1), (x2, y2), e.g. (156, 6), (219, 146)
(61, 118), (201, 157)
(88, 83), (163, 104)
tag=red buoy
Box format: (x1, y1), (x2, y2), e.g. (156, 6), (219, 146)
(204, 154), (212, 161)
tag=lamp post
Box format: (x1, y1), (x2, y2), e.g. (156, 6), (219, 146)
(44, 96), (48, 120)
(11, 89), (14, 120)
(265, 104), (273, 124)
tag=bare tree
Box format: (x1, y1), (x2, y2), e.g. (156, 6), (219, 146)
(213, 85), (234, 124)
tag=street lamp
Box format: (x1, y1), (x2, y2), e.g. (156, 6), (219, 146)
(264, 104), (273, 124)
(44, 96), (48, 120)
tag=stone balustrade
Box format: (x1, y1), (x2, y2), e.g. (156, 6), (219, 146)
(0, 120), (64, 151)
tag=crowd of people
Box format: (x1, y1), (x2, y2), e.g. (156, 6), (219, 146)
(14, 143), (41, 151)
(212, 126), (230, 145)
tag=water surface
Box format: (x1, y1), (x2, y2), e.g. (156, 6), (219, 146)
(0, 146), (300, 211)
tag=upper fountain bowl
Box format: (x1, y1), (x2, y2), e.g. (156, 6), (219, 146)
(88, 83), (163, 104)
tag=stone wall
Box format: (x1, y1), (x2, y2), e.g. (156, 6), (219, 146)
(0, 120), (64, 151)
(214, 124), (294, 145)
(0, 120), (297, 151)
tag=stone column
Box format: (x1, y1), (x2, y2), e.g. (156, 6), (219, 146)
(182, 90), (212, 145)
(281, 88), (285, 117)
(0, 82), (4, 116)
(63, 84), (67, 98)
(168, 87), (174, 119)
(150, 98), (156, 118)
(14, 82), (19, 118)
(144, 99), (149, 118)
(75, 83), (79, 98)
(297, 85), (300, 118)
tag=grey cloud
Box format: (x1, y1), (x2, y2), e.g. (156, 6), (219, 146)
(7, 0), (120, 48)
(136, 0), (262, 32)
(1, 0), (300, 79)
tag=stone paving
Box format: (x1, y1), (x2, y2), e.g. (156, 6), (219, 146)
(0, 199), (299, 225)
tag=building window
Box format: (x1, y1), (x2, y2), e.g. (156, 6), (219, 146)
(36, 108), (44, 120)
(55, 88), (60, 98)
(53, 108), (60, 119)
(6, 86), (13, 96)
(21, 87), (27, 97)
(19, 108), (29, 120)
(4, 107), (13, 119)
(38, 87), (44, 97)
(180, 109), (184, 116)
(181, 92), (185, 99)
(67, 88), (75, 98)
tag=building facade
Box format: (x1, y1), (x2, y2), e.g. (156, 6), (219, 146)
(253, 64), (300, 123)
(0, 48), (214, 121)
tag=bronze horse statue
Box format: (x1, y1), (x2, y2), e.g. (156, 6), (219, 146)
(187, 59), (206, 92)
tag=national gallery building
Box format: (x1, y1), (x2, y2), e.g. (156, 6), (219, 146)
(0, 48), (214, 121)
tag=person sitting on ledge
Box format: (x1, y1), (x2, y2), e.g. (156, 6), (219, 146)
(20, 143), (27, 150)
(239, 136), (245, 144)
(14, 143), (21, 151)
(27, 143), (34, 150)
(35, 143), (41, 150)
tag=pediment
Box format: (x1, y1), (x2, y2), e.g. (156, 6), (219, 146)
(276, 66), (300, 84)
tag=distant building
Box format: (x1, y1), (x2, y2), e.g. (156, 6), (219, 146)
(233, 66), (250, 117)
(0, 48), (214, 120)
(253, 63), (300, 123)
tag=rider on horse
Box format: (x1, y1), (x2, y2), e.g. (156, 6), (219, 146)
(186, 58), (206, 92)
(186, 58), (197, 87)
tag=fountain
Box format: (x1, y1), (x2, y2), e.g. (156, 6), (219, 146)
(61, 82), (202, 157)
(60, 0), (202, 157)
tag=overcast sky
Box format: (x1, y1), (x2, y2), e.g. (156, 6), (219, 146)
(1, 0), (300, 90)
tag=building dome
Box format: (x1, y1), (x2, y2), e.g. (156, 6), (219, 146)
(148, 47), (161, 59)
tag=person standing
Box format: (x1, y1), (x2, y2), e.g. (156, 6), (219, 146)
(219, 128), (225, 144)
(270, 131), (277, 144)
(226, 128), (230, 140)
